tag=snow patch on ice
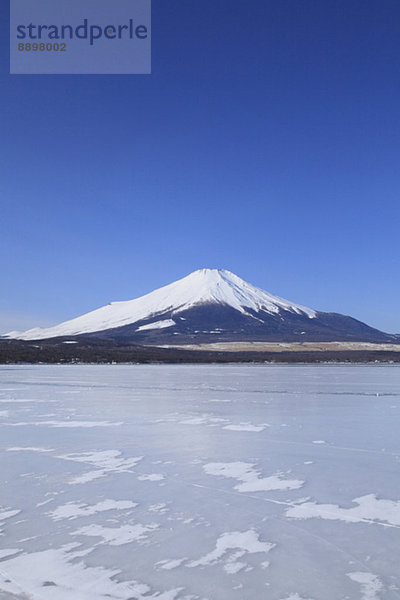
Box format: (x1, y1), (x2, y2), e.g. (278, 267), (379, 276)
(72, 522), (159, 545)
(180, 415), (266, 433)
(0, 397), (54, 403)
(0, 549), (21, 559)
(286, 494), (400, 526)
(280, 594), (316, 600)
(208, 398), (231, 403)
(187, 530), (274, 571)
(0, 508), (21, 522)
(180, 417), (210, 425)
(58, 450), (143, 484)
(8, 420), (123, 428)
(148, 503), (169, 514)
(223, 552), (247, 574)
(7, 446), (53, 453)
(0, 543), (181, 599)
(48, 499), (137, 521)
(138, 474), (165, 482)
(204, 462), (304, 492)
(347, 572), (384, 599)
(223, 424), (267, 432)
(156, 558), (187, 570)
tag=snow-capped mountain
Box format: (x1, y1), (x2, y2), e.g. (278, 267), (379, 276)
(3, 269), (393, 343)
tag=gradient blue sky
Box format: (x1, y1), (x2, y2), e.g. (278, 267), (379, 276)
(1, 0), (400, 334)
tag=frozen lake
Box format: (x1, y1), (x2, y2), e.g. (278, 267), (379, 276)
(1, 364), (400, 600)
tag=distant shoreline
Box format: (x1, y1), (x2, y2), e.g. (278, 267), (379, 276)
(1, 338), (400, 365)
(155, 341), (400, 353)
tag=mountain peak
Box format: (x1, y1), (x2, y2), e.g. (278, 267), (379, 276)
(189, 267), (231, 279)
(3, 268), (393, 344)
(4, 269), (316, 340)
(178, 269), (316, 317)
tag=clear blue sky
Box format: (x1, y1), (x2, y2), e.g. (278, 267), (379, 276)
(1, 0), (400, 334)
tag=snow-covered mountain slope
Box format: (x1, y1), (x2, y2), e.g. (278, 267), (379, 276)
(3, 269), (393, 344)
(4, 269), (316, 340)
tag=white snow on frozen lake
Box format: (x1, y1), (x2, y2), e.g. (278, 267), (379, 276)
(203, 461), (304, 492)
(286, 493), (400, 527)
(222, 423), (268, 432)
(0, 363), (400, 599)
(48, 499), (138, 521)
(347, 571), (384, 600)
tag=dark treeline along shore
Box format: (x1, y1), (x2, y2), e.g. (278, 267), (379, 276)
(1, 337), (399, 365)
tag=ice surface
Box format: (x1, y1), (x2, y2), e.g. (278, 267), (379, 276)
(1, 363), (400, 599)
